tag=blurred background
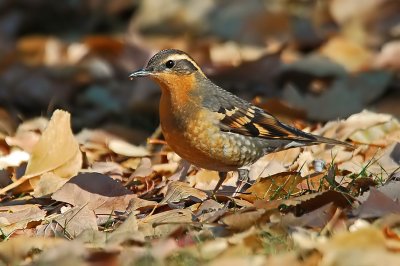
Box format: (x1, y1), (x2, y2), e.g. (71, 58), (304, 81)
(1, 0), (400, 144)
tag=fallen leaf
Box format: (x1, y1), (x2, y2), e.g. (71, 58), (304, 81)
(221, 209), (265, 231)
(0, 236), (66, 265)
(281, 202), (338, 229)
(52, 172), (137, 214)
(349, 116), (400, 145)
(280, 190), (354, 216)
(297, 172), (329, 191)
(248, 156), (289, 181)
(242, 172), (303, 202)
(0, 204), (46, 236)
(358, 180), (400, 203)
(0, 110), (84, 195)
(131, 157), (153, 178)
(362, 142), (400, 180)
(106, 212), (145, 246)
(318, 227), (400, 266)
(33, 172), (69, 197)
(138, 209), (193, 238)
(335, 110), (397, 141)
(26, 110), (82, 180)
(31, 240), (86, 266)
(207, 255), (266, 266)
(161, 181), (208, 204)
(354, 187), (400, 219)
(54, 205), (98, 237)
(108, 138), (150, 157)
(188, 169), (224, 191)
(127, 197), (158, 212)
(194, 199), (225, 222)
(195, 238), (229, 261)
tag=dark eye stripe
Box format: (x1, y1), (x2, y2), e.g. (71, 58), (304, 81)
(176, 59), (198, 71)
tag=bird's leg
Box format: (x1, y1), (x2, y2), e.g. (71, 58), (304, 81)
(178, 160), (191, 182)
(232, 169), (249, 197)
(213, 172), (227, 194)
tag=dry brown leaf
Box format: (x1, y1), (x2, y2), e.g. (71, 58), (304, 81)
(266, 251), (312, 266)
(295, 150), (315, 177)
(108, 138), (150, 157)
(52, 172), (137, 214)
(106, 212), (145, 246)
(191, 238), (230, 261)
(194, 199), (225, 222)
(54, 205), (98, 237)
(131, 157), (153, 177)
(0, 236), (66, 265)
(188, 169), (223, 190)
(127, 197), (158, 212)
(25, 110), (81, 178)
(207, 255), (266, 266)
(5, 117), (48, 153)
(318, 227), (400, 266)
(248, 156), (288, 181)
(282, 202), (338, 229)
(297, 172), (329, 191)
(354, 187), (400, 219)
(75, 129), (113, 163)
(311, 146), (355, 168)
(152, 162), (179, 174)
(335, 110), (397, 142)
(349, 118), (400, 146)
(33, 172), (69, 197)
(88, 161), (124, 178)
(242, 172), (303, 202)
(138, 209), (193, 238)
(161, 181), (208, 204)
(29, 240), (86, 266)
(358, 142), (400, 180)
(221, 209), (265, 231)
(0, 204), (46, 236)
(338, 154), (365, 173)
(0, 110), (85, 195)
(280, 190), (354, 216)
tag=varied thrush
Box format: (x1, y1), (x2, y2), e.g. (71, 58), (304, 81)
(130, 49), (352, 193)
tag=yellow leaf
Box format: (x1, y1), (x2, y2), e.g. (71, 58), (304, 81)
(25, 110), (82, 189)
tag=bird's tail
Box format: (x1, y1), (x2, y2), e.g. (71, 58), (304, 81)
(309, 134), (354, 149)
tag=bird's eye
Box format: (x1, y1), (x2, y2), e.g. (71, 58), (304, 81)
(165, 60), (175, 68)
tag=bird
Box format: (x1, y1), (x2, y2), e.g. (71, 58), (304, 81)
(130, 49), (353, 194)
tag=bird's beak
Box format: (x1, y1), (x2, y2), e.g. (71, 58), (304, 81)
(129, 69), (152, 80)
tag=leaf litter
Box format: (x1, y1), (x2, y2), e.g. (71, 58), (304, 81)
(0, 106), (399, 265)
(1, 2), (400, 264)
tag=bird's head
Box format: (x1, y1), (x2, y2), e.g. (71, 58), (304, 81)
(130, 49), (205, 92)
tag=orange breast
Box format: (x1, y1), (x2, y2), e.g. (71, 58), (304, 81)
(160, 100), (246, 171)
(155, 73), (258, 171)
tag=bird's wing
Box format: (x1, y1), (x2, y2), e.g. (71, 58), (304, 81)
(204, 86), (351, 147)
(200, 85), (308, 140)
(216, 102), (314, 141)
